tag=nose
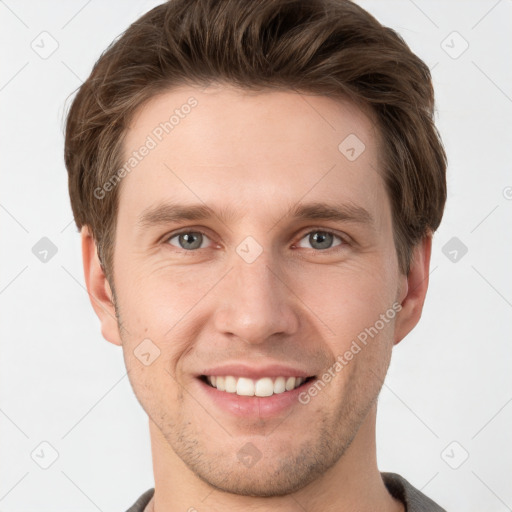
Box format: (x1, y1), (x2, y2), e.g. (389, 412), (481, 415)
(212, 249), (300, 345)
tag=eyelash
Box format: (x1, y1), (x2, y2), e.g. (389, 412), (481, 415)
(163, 227), (350, 253)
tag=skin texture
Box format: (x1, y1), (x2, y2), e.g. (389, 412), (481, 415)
(82, 84), (431, 512)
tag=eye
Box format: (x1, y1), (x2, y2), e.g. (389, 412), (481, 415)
(295, 229), (345, 251)
(166, 230), (212, 251)
(163, 228), (347, 253)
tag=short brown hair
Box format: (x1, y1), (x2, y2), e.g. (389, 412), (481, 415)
(64, 0), (447, 282)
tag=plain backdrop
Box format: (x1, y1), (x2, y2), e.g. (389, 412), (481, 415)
(1, 1), (511, 511)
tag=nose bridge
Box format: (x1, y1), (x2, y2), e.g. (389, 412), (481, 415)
(213, 244), (298, 343)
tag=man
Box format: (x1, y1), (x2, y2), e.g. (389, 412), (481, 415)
(64, 0), (448, 510)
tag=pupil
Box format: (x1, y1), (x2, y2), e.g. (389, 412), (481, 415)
(181, 232), (201, 250)
(312, 231), (332, 249)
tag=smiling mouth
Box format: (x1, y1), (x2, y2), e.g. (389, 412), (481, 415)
(199, 375), (316, 397)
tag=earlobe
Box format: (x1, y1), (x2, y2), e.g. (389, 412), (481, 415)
(393, 234), (432, 345)
(81, 226), (122, 346)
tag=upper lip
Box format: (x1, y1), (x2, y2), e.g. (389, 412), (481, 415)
(198, 363), (315, 379)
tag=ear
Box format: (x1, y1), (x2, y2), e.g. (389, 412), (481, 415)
(81, 226), (122, 346)
(393, 233), (432, 345)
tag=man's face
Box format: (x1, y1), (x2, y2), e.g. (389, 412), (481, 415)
(108, 85), (409, 495)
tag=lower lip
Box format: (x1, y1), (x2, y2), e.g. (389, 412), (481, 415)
(195, 377), (314, 418)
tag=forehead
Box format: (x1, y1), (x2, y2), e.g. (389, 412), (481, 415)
(119, 85), (389, 230)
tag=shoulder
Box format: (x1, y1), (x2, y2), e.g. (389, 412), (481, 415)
(125, 488), (155, 512)
(381, 472), (448, 512)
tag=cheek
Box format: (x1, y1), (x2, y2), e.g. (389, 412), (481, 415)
(115, 267), (219, 385)
(297, 263), (397, 340)
(123, 351), (185, 427)
(117, 263), (213, 331)
(115, 243), (398, 351)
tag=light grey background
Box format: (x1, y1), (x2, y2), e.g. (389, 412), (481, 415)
(1, 1), (511, 510)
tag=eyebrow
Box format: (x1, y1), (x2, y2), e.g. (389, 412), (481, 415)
(137, 201), (375, 231)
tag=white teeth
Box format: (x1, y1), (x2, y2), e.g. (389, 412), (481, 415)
(205, 375), (308, 397)
(255, 377), (274, 397)
(274, 376), (286, 394)
(225, 376), (237, 393)
(285, 377), (296, 391)
(216, 376), (225, 391)
(236, 377), (255, 396)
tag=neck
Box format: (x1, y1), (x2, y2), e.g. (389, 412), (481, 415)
(147, 403), (403, 512)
